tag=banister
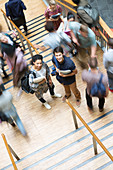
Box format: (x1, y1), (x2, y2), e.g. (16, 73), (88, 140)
(66, 99), (113, 161)
(1, 134), (18, 170)
(0, 9), (39, 55)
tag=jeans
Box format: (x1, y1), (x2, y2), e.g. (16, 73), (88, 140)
(86, 89), (105, 109)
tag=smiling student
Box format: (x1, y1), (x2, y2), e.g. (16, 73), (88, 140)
(52, 46), (81, 105)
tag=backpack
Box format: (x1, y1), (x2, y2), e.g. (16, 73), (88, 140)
(77, 4), (99, 27)
(90, 74), (106, 97)
(21, 71), (36, 94)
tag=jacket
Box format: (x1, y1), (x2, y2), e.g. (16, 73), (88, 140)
(5, 0), (26, 18)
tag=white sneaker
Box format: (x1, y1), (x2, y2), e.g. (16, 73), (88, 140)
(51, 93), (62, 98)
(43, 102), (51, 110)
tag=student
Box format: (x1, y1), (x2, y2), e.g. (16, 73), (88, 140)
(52, 46), (81, 105)
(0, 87), (27, 136)
(69, 24), (97, 68)
(0, 33), (27, 96)
(103, 38), (113, 92)
(82, 57), (108, 113)
(29, 54), (62, 110)
(44, 0), (62, 30)
(5, 0), (28, 34)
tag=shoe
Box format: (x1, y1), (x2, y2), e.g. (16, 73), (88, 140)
(11, 122), (16, 127)
(51, 93), (62, 98)
(43, 102), (51, 110)
(88, 107), (93, 114)
(108, 87), (113, 93)
(99, 108), (104, 112)
(62, 95), (71, 102)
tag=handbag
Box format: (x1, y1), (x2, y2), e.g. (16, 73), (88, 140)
(7, 3), (25, 27)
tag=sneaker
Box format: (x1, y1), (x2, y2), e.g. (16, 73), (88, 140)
(51, 93), (62, 98)
(43, 102), (51, 110)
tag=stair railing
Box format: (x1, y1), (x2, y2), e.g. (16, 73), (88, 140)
(0, 9), (39, 58)
(66, 99), (113, 161)
(56, 0), (113, 51)
(1, 133), (20, 170)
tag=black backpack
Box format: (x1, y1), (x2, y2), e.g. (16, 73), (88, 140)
(21, 71), (36, 94)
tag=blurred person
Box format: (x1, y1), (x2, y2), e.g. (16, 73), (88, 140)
(52, 46), (81, 105)
(69, 24), (97, 68)
(0, 87), (27, 136)
(29, 54), (62, 110)
(103, 38), (113, 92)
(5, 0), (28, 35)
(82, 57), (108, 113)
(0, 33), (27, 96)
(44, 0), (62, 30)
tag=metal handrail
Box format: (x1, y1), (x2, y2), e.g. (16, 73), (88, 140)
(66, 99), (113, 161)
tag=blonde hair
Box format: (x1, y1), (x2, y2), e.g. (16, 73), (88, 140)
(49, 0), (56, 5)
(80, 25), (88, 33)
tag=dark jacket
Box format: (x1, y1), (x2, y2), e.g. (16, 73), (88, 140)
(5, 0), (26, 18)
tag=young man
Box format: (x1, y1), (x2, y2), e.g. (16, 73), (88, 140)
(69, 24), (97, 68)
(52, 46), (81, 105)
(82, 57), (108, 113)
(5, 0), (27, 34)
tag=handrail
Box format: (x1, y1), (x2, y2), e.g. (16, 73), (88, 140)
(66, 99), (113, 161)
(56, 0), (113, 42)
(0, 9), (39, 55)
(1, 134), (18, 170)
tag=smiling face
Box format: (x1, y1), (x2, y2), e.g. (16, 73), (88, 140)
(54, 52), (64, 63)
(33, 59), (42, 70)
(0, 35), (8, 43)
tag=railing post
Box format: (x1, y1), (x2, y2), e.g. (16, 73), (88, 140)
(26, 41), (33, 58)
(3, 14), (11, 31)
(92, 137), (98, 155)
(8, 144), (20, 161)
(17, 31), (25, 50)
(72, 110), (78, 129)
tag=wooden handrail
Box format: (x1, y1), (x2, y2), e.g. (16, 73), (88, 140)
(56, 0), (77, 13)
(0, 9), (39, 55)
(66, 99), (113, 161)
(56, 0), (113, 41)
(1, 134), (18, 170)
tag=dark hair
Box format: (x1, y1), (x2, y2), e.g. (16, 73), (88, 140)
(30, 54), (43, 65)
(53, 46), (63, 55)
(108, 38), (113, 48)
(88, 57), (98, 69)
(67, 11), (75, 21)
(45, 21), (54, 32)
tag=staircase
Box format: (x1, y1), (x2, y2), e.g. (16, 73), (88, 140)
(2, 14), (113, 170)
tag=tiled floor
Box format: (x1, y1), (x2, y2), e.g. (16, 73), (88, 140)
(88, 0), (113, 28)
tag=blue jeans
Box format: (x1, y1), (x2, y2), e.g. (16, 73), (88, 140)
(7, 104), (27, 136)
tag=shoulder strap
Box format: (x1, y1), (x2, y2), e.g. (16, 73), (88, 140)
(99, 73), (103, 83)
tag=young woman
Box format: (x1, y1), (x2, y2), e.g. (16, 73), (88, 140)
(29, 54), (61, 109)
(0, 33), (27, 96)
(44, 0), (62, 30)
